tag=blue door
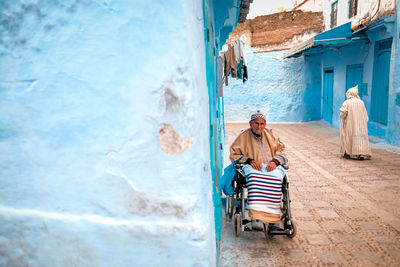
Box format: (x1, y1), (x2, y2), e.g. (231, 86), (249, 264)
(323, 68), (334, 123)
(371, 38), (392, 125)
(345, 64), (363, 97)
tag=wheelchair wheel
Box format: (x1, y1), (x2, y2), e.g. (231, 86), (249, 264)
(226, 196), (234, 220)
(234, 213), (241, 237)
(286, 220), (297, 238)
(263, 224), (270, 239)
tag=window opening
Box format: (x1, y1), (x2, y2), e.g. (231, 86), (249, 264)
(331, 1), (338, 28)
(348, 0), (358, 18)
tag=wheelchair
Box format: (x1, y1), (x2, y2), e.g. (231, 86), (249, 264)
(225, 163), (296, 239)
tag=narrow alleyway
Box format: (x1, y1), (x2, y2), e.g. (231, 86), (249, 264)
(220, 121), (400, 266)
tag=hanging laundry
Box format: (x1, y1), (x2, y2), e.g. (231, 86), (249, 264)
(233, 35), (248, 83)
(234, 40), (240, 65)
(236, 59), (243, 80)
(223, 45), (237, 86)
(237, 35), (248, 66)
(221, 34), (249, 86)
(243, 64), (248, 82)
(216, 55), (224, 97)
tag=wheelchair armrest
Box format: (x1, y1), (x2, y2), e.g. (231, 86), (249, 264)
(282, 164), (289, 170)
(234, 163), (245, 170)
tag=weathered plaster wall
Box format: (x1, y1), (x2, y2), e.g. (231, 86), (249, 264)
(0, 0), (217, 265)
(227, 10), (324, 53)
(224, 49), (321, 122)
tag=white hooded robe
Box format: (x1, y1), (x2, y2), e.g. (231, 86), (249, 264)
(340, 85), (371, 158)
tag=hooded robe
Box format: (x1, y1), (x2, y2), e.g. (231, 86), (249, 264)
(340, 85), (371, 159)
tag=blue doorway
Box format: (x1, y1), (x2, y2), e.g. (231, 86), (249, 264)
(323, 68), (334, 124)
(345, 64), (363, 97)
(371, 38), (392, 125)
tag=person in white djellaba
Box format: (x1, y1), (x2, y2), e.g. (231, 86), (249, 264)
(340, 85), (371, 160)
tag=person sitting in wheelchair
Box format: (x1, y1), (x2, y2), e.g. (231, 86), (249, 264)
(230, 110), (287, 171)
(230, 110), (288, 230)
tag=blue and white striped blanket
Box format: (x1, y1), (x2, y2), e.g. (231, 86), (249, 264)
(243, 165), (286, 215)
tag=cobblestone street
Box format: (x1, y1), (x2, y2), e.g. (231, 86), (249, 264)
(220, 122), (400, 266)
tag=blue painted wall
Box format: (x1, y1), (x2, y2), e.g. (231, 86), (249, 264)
(224, 49), (322, 122)
(0, 0), (240, 265)
(319, 41), (371, 128)
(387, 1), (400, 146)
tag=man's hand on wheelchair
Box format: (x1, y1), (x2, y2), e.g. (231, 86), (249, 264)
(266, 161), (277, 171)
(250, 159), (262, 171)
(249, 159), (278, 172)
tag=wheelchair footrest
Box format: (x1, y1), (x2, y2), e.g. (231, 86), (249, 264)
(268, 227), (290, 235)
(244, 225), (252, 231)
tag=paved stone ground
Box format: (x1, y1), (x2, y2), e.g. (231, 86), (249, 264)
(220, 121), (400, 266)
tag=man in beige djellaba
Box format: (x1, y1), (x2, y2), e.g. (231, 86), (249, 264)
(229, 110), (288, 229)
(340, 85), (371, 160)
(230, 110), (287, 171)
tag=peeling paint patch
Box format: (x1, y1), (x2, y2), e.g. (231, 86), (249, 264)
(158, 124), (192, 154)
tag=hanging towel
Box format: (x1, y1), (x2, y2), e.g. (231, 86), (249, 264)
(238, 34), (248, 66)
(236, 59), (243, 80)
(224, 45), (237, 85)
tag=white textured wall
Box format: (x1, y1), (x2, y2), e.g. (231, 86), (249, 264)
(247, 0), (297, 18)
(0, 0), (216, 266)
(322, 0), (396, 30)
(296, 0), (323, 12)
